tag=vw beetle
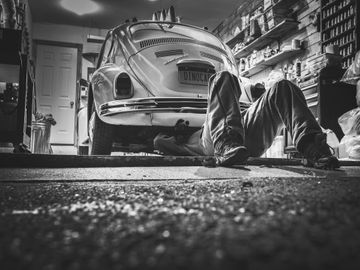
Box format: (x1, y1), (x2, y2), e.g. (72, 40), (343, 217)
(86, 15), (240, 155)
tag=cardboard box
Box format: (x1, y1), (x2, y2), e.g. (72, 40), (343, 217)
(264, 0), (272, 10)
(264, 0), (272, 11)
(265, 8), (287, 29)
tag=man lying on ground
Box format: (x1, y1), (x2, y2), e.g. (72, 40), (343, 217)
(154, 71), (340, 170)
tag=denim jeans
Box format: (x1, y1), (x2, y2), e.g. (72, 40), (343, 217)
(154, 71), (322, 157)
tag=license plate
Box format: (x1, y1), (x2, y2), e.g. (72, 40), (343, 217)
(178, 70), (213, 86)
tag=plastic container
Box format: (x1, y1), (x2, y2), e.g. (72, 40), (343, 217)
(30, 121), (51, 154)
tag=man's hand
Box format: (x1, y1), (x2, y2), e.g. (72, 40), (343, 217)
(174, 119), (190, 144)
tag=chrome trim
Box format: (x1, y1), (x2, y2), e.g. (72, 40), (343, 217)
(164, 54), (188, 65)
(101, 107), (206, 116)
(176, 58), (215, 69)
(99, 97), (208, 116)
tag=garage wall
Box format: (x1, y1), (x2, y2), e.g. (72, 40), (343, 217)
(32, 22), (108, 78)
(213, 0), (322, 85)
(251, 0), (321, 85)
(213, 0), (263, 43)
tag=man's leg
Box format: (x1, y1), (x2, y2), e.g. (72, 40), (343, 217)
(243, 79), (339, 169)
(201, 71), (248, 166)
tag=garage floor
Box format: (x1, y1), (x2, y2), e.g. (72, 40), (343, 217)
(1, 154), (359, 270)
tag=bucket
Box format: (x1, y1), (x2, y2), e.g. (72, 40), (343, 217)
(30, 121), (51, 154)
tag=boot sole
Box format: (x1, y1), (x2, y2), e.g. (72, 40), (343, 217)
(303, 156), (340, 170)
(216, 147), (249, 167)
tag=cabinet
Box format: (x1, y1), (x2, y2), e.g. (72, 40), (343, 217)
(0, 28), (35, 148)
(284, 66), (357, 154)
(321, 0), (360, 68)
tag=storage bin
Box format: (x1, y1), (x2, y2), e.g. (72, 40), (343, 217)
(30, 121), (51, 154)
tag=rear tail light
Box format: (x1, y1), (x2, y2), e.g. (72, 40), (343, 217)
(114, 73), (133, 99)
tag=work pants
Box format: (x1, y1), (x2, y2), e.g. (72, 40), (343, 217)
(154, 71), (322, 157)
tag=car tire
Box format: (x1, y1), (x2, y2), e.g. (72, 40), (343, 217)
(77, 145), (89, 156)
(89, 103), (114, 155)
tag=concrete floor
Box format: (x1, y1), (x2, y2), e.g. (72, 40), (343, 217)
(1, 153), (360, 270)
(0, 165), (360, 182)
(1, 169), (360, 270)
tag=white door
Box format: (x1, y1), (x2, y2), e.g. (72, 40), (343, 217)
(36, 44), (78, 144)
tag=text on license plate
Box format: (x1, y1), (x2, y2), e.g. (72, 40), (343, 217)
(178, 70), (212, 86)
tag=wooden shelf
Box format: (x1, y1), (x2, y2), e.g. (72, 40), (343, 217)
(322, 3), (353, 22)
(322, 26), (355, 43)
(320, 0), (359, 69)
(0, 52), (21, 65)
(339, 39), (355, 48)
(265, 0), (299, 12)
(322, 14), (355, 32)
(0, 63), (20, 83)
(239, 48), (303, 77)
(87, 35), (105, 44)
(227, 0), (299, 47)
(233, 19), (299, 59)
(82, 52), (99, 63)
(322, 0), (340, 10)
(226, 28), (246, 48)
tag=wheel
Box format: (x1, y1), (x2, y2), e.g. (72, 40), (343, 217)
(77, 145), (89, 155)
(88, 103), (114, 155)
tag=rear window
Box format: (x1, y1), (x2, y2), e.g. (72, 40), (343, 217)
(129, 22), (225, 50)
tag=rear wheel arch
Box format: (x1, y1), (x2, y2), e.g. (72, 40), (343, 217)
(87, 84), (94, 126)
(88, 101), (114, 155)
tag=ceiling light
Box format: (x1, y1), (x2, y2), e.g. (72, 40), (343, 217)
(60, 0), (101, 16)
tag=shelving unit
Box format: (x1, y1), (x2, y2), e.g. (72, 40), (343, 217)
(264, 0), (299, 12)
(284, 66), (358, 154)
(0, 28), (34, 148)
(240, 48), (303, 77)
(320, 0), (360, 68)
(232, 19), (299, 59)
(82, 52), (99, 64)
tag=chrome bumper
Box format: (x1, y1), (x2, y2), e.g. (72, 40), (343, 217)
(99, 97), (208, 116)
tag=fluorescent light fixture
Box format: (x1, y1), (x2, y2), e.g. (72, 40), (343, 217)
(60, 0), (101, 16)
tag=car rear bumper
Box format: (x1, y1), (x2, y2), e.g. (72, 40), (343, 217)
(98, 97), (208, 127)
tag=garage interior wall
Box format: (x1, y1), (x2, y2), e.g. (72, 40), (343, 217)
(32, 22), (107, 77)
(31, 23), (107, 146)
(214, 0), (321, 85)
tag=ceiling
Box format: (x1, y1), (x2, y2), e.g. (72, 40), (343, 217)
(28, 0), (243, 31)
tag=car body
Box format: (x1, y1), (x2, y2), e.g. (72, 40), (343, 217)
(86, 20), (240, 155)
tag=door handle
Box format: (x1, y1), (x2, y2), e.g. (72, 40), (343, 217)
(70, 101), (74, 108)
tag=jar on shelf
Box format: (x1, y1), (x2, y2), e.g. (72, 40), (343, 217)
(295, 58), (302, 78)
(239, 58), (246, 72)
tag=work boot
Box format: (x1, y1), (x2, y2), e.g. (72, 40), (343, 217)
(301, 133), (340, 170)
(214, 130), (248, 167)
